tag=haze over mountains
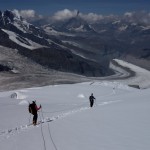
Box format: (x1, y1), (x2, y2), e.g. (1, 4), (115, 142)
(41, 10), (150, 69)
(0, 9), (150, 90)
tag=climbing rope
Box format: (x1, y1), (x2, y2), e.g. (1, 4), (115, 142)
(47, 122), (58, 150)
(39, 111), (47, 150)
(40, 107), (58, 150)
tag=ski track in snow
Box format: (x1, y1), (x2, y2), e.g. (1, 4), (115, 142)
(0, 100), (121, 140)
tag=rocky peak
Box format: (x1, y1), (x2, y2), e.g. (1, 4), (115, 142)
(3, 10), (23, 22)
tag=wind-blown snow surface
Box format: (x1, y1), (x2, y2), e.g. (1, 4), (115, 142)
(0, 82), (150, 150)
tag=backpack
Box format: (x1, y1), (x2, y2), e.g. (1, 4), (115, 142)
(28, 103), (34, 114)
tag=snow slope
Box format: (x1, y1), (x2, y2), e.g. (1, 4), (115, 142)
(2, 29), (45, 50)
(0, 82), (150, 150)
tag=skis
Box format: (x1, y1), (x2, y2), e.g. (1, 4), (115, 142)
(29, 118), (53, 126)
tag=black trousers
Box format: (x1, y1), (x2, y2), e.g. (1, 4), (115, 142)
(33, 113), (38, 124)
(90, 99), (94, 107)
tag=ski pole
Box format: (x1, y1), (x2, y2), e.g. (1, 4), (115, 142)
(28, 101), (31, 124)
(95, 99), (97, 106)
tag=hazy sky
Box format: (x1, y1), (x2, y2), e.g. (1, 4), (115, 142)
(1, 0), (150, 15)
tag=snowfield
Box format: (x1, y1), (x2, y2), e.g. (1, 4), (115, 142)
(0, 81), (150, 150)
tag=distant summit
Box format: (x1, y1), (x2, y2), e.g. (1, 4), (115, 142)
(76, 10), (80, 17)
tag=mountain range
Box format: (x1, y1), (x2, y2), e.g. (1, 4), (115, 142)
(0, 10), (150, 86)
(0, 10), (113, 78)
(42, 12), (150, 68)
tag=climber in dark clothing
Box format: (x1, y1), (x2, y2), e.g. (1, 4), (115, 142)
(29, 101), (41, 125)
(89, 93), (96, 107)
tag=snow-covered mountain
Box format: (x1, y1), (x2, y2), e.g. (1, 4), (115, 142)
(44, 16), (95, 33)
(0, 10), (58, 49)
(0, 10), (150, 149)
(0, 10), (112, 78)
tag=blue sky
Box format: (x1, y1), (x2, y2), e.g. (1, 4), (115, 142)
(1, 0), (150, 15)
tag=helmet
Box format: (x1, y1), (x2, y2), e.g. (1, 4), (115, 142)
(32, 100), (36, 104)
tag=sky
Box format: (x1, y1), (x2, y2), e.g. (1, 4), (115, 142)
(0, 0), (150, 16)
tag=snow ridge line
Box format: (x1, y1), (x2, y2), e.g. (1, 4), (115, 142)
(0, 100), (121, 138)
